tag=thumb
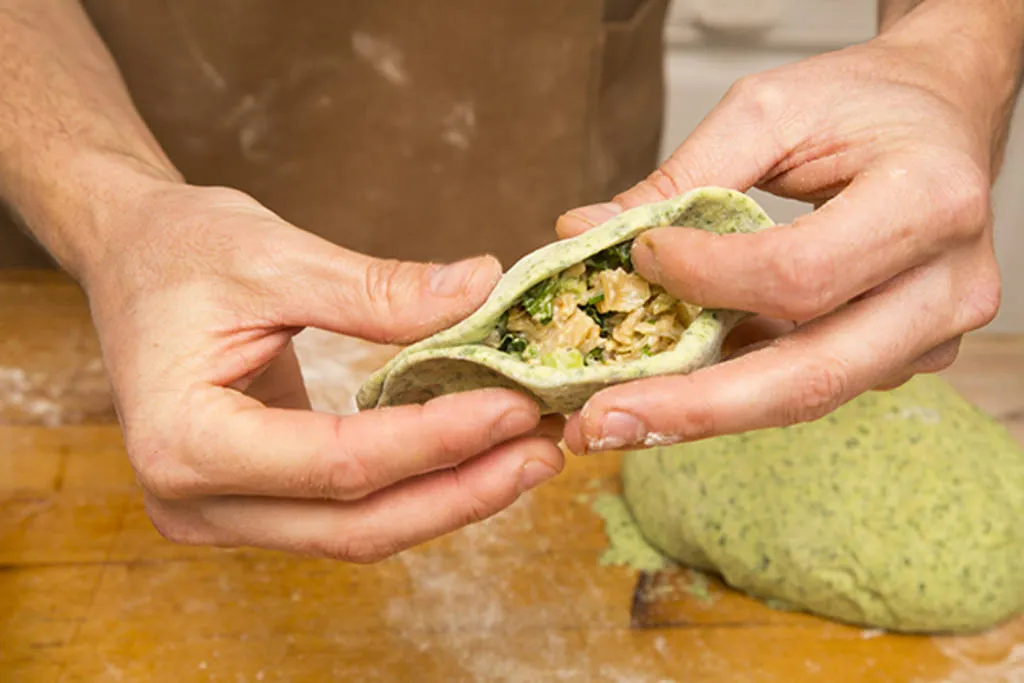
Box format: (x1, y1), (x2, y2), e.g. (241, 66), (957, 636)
(267, 229), (502, 344)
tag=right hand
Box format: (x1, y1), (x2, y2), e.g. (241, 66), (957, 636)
(82, 180), (564, 562)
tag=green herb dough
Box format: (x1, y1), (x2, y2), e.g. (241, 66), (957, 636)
(621, 375), (1024, 633)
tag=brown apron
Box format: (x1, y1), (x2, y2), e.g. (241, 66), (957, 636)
(0, 0), (668, 269)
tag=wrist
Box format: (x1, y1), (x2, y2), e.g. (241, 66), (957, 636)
(9, 146), (183, 284)
(875, 0), (1024, 172)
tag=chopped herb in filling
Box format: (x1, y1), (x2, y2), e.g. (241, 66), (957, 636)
(498, 332), (528, 355)
(521, 277), (558, 324)
(584, 240), (634, 272)
(481, 239), (702, 366)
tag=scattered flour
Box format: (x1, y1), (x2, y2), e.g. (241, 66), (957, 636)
(915, 629), (1024, 683)
(383, 495), (679, 682)
(0, 356), (109, 426)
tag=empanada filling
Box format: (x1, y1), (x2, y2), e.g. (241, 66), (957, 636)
(481, 240), (701, 368)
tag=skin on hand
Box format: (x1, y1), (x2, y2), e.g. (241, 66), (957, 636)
(81, 181), (565, 562)
(0, 0), (565, 562)
(557, 9), (1021, 454)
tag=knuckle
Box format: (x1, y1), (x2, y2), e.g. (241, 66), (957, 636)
(727, 75), (787, 124)
(208, 185), (259, 205)
(919, 342), (961, 373)
(875, 374), (913, 392)
(769, 243), (836, 319)
(660, 381), (717, 441)
(319, 418), (377, 500)
(194, 185), (260, 213)
(934, 161), (991, 239)
(126, 434), (201, 501)
(360, 258), (407, 327)
(321, 454), (376, 501)
(642, 165), (684, 200)
(932, 347), (960, 372)
(783, 358), (850, 425)
(145, 503), (210, 546)
(362, 258), (403, 301)
(680, 405), (717, 442)
(961, 273), (1001, 330)
(450, 467), (497, 528)
(421, 400), (469, 465)
(135, 467), (193, 501)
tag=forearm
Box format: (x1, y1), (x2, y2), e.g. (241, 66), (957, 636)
(876, 0), (1024, 172)
(0, 0), (181, 279)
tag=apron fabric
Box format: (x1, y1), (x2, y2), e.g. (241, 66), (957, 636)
(1, 0), (668, 269)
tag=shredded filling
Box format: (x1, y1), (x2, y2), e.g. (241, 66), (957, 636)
(481, 240), (702, 369)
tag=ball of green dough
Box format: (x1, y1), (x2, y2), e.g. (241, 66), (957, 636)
(622, 375), (1024, 633)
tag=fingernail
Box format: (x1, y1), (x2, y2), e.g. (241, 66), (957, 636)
(430, 258), (491, 297)
(517, 459), (559, 493)
(587, 411), (647, 452)
(576, 202), (623, 225)
(631, 235), (662, 284)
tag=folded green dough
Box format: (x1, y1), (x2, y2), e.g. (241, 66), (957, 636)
(356, 187), (774, 415)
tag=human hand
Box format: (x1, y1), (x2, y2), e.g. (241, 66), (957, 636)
(557, 25), (1016, 453)
(83, 181), (564, 561)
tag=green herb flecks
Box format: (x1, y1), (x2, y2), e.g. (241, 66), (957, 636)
(498, 332), (529, 357)
(585, 239), (634, 273)
(582, 303), (617, 338)
(494, 311), (509, 339)
(521, 277), (558, 324)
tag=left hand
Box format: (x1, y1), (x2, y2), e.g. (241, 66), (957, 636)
(558, 35), (1008, 453)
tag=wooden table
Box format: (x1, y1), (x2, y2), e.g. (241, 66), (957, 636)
(2, 271), (1022, 682)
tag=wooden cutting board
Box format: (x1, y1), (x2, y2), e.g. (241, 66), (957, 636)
(1, 271), (1022, 682)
